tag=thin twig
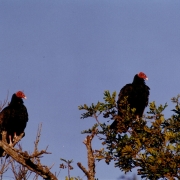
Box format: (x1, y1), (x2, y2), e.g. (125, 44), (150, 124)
(93, 114), (100, 125)
(0, 91), (9, 112)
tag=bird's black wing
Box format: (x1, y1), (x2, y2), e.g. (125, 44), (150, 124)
(13, 104), (28, 136)
(110, 84), (133, 129)
(131, 84), (150, 116)
(143, 85), (150, 107)
(117, 84), (134, 115)
(0, 107), (12, 132)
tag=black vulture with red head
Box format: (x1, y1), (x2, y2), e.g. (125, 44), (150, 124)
(110, 72), (150, 130)
(0, 91), (28, 146)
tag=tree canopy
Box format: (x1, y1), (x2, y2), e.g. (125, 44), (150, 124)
(1, 91), (180, 179)
(79, 91), (180, 180)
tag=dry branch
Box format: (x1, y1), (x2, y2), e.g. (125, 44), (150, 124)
(77, 134), (95, 180)
(10, 157), (32, 180)
(0, 140), (57, 179)
(2, 131), (25, 157)
(0, 157), (12, 179)
(0, 124), (57, 180)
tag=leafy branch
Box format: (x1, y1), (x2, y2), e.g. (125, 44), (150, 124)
(79, 91), (180, 179)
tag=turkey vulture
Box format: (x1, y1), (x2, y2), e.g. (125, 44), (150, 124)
(110, 72), (150, 130)
(0, 91), (28, 145)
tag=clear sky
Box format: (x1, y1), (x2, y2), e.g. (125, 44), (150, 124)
(0, 0), (180, 179)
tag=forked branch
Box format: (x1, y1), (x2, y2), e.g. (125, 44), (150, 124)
(77, 134), (95, 180)
(0, 125), (57, 180)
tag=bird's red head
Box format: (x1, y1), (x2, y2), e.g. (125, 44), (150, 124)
(15, 91), (27, 99)
(138, 72), (148, 80)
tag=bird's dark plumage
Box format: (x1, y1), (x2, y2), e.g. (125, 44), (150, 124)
(0, 91), (28, 147)
(110, 72), (150, 130)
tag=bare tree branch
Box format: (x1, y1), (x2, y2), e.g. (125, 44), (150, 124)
(2, 131), (25, 158)
(0, 140), (57, 179)
(34, 124), (42, 154)
(0, 157), (12, 180)
(77, 162), (89, 179)
(0, 124), (58, 180)
(9, 145), (43, 180)
(10, 157), (32, 180)
(77, 134), (95, 180)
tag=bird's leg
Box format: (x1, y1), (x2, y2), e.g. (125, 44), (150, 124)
(13, 132), (17, 141)
(9, 135), (13, 146)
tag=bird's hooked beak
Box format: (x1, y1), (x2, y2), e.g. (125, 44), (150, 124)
(23, 96), (27, 99)
(145, 77), (148, 80)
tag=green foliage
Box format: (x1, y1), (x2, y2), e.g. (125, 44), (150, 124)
(79, 92), (180, 179)
(78, 90), (117, 119)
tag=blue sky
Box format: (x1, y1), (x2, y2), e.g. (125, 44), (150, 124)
(0, 1), (180, 179)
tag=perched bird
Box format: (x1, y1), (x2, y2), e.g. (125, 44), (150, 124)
(110, 72), (150, 130)
(0, 91), (28, 145)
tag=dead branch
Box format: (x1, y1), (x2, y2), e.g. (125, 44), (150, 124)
(9, 144), (40, 180)
(2, 131), (25, 157)
(0, 125), (58, 180)
(77, 134), (95, 180)
(10, 157), (32, 180)
(34, 123), (42, 154)
(29, 149), (51, 158)
(0, 140), (57, 180)
(0, 157), (12, 179)
(77, 162), (89, 178)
